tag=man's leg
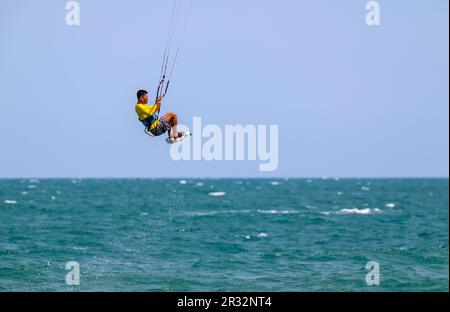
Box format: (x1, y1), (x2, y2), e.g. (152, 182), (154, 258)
(162, 112), (181, 139)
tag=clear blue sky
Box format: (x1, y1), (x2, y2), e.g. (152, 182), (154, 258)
(0, 0), (448, 178)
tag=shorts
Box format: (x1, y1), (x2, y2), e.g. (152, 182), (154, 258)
(149, 117), (170, 136)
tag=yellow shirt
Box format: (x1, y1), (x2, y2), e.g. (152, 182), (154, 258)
(135, 103), (160, 129)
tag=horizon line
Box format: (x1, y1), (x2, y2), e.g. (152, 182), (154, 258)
(0, 176), (448, 180)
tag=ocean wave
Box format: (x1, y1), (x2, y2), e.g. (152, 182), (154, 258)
(242, 233), (269, 239)
(209, 192), (226, 197)
(257, 209), (299, 214)
(72, 247), (88, 251)
(337, 208), (381, 215)
(182, 210), (252, 217)
(182, 209), (300, 217)
(184, 211), (218, 217)
(321, 208), (381, 215)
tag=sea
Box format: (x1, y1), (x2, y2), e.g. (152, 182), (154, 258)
(0, 178), (448, 291)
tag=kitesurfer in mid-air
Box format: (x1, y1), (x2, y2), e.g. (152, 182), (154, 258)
(135, 90), (190, 143)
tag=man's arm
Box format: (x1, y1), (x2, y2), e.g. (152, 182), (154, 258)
(155, 96), (163, 113)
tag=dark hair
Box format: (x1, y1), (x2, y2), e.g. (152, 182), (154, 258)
(137, 90), (148, 100)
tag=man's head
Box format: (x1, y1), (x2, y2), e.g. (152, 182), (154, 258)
(137, 90), (149, 104)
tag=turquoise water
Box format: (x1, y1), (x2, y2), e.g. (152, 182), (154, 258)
(0, 179), (448, 292)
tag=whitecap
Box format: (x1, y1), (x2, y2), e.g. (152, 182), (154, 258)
(245, 235), (251, 240)
(28, 185), (37, 189)
(337, 192), (343, 196)
(337, 208), (371, 215)
(195, 182), (204, 187)
(184, 211), (218, 217)
(257, 209), (298, 214)
(72, 247), (88, 251)
(183, 209), (251, 217)
(179, 180), (187, 185)
(336, 208), (381, 215)
(270, 181), (281, 186)
(21, 192), (28, 196)
(361, 186), (370, 191)
(140, 212), (148, 216)
(209, 192), (225, 197)
(227, 209), (252, 214)
(258, 233), (269, 238)
(385, 203), (396, 208)
(4, 200), (17, 205)
(51, 196), (56, 200)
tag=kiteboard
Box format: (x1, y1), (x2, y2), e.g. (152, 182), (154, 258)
(166, 131), (192, 144)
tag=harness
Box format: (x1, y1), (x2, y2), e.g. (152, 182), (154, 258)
(140, 112), (159, 137)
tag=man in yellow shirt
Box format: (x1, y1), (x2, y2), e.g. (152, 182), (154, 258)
(135, 90), (189, 143)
